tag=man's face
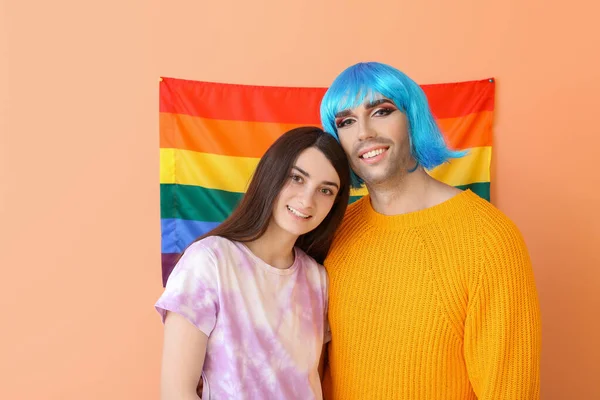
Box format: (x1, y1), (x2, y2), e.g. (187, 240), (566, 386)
(334, 96), (415, 187)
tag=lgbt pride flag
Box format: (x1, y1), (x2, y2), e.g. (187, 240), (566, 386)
(159, 77), (495, 285)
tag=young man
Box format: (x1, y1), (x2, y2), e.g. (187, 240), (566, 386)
(319, 62), (541, 400)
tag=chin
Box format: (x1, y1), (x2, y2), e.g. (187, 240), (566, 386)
(281, 224), (312, 237)
(360, 167), (400, 185)
(297, 225), (321, 237)
(358, 173), (387, 186)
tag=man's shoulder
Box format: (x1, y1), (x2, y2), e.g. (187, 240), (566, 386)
(460, 191), (527, 252)
(463, 191), (519, 228)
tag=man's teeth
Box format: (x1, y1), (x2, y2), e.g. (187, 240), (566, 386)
(361, 148), (386, 159)
(287, 206), (310, 219)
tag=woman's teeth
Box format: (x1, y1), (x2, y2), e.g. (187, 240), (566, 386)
(287, 205), (309, 219)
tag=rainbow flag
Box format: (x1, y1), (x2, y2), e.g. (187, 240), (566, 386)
(159, 77), (495, 285)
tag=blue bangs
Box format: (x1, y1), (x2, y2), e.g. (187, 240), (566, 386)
(320, 62), (465, 188)
(320, 63), (408, 137)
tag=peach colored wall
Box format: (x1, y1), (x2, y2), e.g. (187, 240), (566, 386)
(2, 0), (598, 399)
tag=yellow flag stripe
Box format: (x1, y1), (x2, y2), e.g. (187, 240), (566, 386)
(160, 146), (491, 195)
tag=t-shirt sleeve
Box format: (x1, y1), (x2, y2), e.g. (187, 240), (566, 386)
(155, 242), (220, 337)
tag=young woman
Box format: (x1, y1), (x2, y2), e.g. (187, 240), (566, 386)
(156, 127), (350, 400)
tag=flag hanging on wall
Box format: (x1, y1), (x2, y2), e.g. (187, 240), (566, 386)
(159, 77), (495, 285)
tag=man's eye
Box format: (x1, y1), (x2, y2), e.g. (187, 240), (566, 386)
(373, 108), (394, 117)
(336, 119), (354, 128)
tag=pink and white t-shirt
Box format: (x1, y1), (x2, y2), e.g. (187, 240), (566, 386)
(155, 236), (330, 399)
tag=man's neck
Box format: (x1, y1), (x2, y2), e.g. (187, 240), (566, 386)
(366, 168), (459, 216)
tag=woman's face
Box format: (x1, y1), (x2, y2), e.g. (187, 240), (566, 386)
(271, 147), (340, 238)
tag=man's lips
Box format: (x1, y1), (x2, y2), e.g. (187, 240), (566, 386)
(358, 145), (390, 159)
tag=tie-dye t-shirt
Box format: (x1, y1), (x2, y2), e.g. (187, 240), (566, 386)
(155, 236), (330, 399)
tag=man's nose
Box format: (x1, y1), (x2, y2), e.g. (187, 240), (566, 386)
(357, 120), (377, 141)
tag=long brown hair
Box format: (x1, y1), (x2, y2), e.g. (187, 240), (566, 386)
(185, 126), (350, 264)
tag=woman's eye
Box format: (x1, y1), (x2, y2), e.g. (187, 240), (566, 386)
(290, 174), (303, 183)
(320, 188), (334, 195)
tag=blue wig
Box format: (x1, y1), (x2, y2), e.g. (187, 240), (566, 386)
(320, 62), (465, 188)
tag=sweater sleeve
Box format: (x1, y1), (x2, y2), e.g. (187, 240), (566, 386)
(464, 219), (542, 399)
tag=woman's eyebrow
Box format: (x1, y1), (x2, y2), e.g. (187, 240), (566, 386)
(292, 166), (339, 189)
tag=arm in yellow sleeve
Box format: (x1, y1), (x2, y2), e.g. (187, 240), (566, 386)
(464, 221), (542, 399)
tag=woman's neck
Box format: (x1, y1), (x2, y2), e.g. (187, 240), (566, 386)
(244, 222), (297, 269)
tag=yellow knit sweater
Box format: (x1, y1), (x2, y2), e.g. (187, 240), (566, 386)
(323, 190), (541, 400)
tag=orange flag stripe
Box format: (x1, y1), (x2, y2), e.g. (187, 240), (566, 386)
(159, 111), (493, 158)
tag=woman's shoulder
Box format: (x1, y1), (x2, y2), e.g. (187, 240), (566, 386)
(193, 235), (237, 249)
(294, 248), (328, 277)
(182, 236), (241, 261)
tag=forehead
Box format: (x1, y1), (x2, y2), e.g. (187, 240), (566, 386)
(294, 147), (340, 184)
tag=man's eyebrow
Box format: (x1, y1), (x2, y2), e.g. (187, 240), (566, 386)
(334, 99), (395, 118)
(292, 166), (339, 189)
(334, 109), (352, 119)
(364, 98), (395, 109)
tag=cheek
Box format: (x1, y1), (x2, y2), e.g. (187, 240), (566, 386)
(337, 133), (354, 154)
(388, 115), (409, 141)
(317, 196), (336, 216)
(277, 183), (296, 200)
